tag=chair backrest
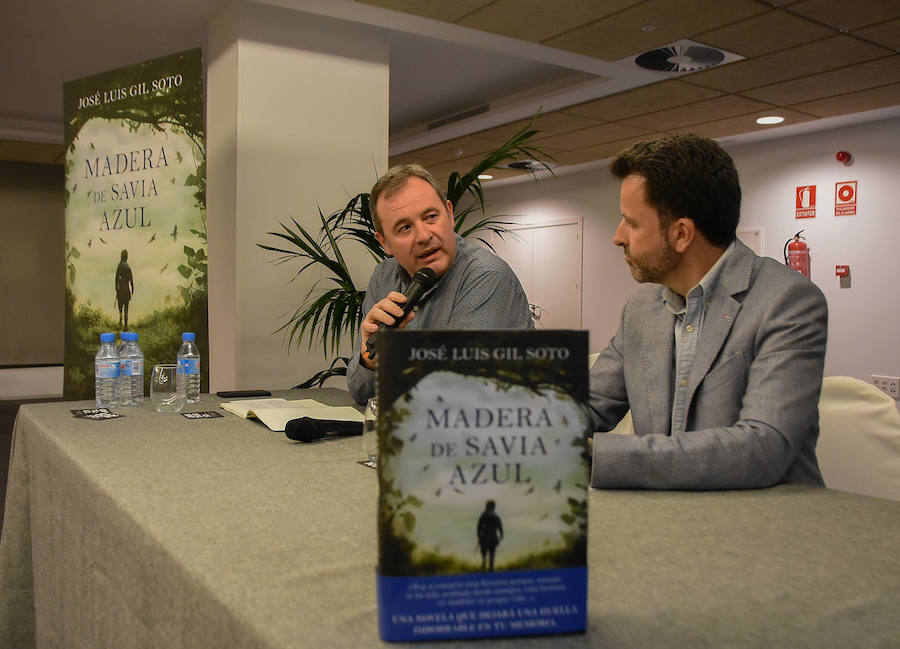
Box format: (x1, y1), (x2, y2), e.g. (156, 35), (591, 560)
(817, 376), (900, 501)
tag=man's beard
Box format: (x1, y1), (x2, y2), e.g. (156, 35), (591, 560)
(625, 239), (679, 284)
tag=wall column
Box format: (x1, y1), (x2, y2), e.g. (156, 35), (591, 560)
(207, 1), (388, 390)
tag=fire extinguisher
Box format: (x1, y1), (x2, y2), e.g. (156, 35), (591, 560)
(783, 230), (810, 278)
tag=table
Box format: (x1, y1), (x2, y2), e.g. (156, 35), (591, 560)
(2, 391), (899, 649)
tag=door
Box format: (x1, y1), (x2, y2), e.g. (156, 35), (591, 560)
(489, 218), (583, 328)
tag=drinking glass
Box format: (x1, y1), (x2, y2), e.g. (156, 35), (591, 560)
(362, 397), (378, 466)
(150, 364), (186, 413)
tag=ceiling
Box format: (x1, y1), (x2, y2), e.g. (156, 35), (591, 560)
(1, 0), (898, 185)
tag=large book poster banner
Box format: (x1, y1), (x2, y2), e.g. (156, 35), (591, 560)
(63, 48), (207, 399)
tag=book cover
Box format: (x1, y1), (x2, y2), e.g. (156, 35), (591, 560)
(375, 329), (590, 642)
(62, 48), (208, 399)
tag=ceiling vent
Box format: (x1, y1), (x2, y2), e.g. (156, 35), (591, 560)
(502, 159), (555, 171)
(619, 39), (743, 75)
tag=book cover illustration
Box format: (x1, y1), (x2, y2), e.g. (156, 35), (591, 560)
(62, 48), (207, 399)
(375, 329), (590, 642)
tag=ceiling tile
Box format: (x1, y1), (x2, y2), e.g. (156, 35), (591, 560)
(354, 0), (494, 23)
(619, 94), (774, 130)
(741, 55), (900, 106)
(854, 18), (900, 51)
(536, 123), (655, 151)
(541, 148), (608, 166)
(388, 151), (443, 168)
(426, 157), (534, 186)
(787, 82), (900, 117)
(475, 111), (606, 143)
(542, 0), (767, 61)
(403, 134), (501, 166)
(563, 80), (723, 121)
(667, 108), (819, 140)
(687, 34), (892, 93)
(425, 162), (470, 187)
(456, 0), (639, 43)
(789, 0), (900, 31)
(694, 8), (834, 57)
(565, 133), (668, 163)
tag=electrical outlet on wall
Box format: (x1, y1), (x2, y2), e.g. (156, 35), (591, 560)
(871, 375), (900, 400)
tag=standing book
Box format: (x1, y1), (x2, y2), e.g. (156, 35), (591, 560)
(375, 329), (591, 642)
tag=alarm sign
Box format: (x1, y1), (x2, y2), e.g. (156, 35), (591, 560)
(835, 181), (857, 216)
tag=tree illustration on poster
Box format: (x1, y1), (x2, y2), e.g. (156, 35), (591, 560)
(62, 48), (207, 399)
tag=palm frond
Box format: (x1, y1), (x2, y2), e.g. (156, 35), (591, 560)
(257, 108), (552, 384)
(293, 357), (350, 388)
(450, 116), (553, 237)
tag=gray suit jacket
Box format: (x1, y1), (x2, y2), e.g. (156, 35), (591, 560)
(590, 239), (828, 489)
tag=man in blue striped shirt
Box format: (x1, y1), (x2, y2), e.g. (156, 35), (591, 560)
(347, 164), (533, 404)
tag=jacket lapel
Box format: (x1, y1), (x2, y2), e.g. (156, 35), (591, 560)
(687, 240), (756, 398)
(642, 294), (676, 436)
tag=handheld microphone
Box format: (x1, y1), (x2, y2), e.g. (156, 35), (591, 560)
(284, 417), (364, 443)
(365, 266), (437, 359)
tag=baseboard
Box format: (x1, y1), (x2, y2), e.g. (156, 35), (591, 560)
(0, 366), (64, 400)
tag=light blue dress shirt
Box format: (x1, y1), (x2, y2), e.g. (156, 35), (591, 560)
(662, 242), (735, 435)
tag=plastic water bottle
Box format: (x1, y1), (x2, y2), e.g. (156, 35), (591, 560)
(116, 335), (132, 406)
(118, 332), (144, 406)
(177, 332), (201, 403)
(95, 332), (120, 407)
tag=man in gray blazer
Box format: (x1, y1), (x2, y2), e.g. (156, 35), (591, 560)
(590, 134), (828, 490)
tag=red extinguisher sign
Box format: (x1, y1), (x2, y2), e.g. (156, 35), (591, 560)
(795, 185), (816, 219)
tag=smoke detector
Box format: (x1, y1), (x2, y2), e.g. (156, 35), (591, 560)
(619, 39), (743, 75)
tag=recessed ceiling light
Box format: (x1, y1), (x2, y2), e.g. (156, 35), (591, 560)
(478, 174), (493, 180)
(756, 115), (785, 125)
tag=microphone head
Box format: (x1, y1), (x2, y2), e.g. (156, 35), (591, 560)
(412, 266), (437, 288)
(285, 417), (318, 442)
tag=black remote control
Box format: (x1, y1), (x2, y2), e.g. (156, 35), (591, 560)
(216, 390), (272, 398)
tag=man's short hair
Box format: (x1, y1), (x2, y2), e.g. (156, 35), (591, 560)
(370, 164), (447, 234)
(610, 133), (741, 247)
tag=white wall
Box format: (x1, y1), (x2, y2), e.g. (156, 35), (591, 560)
(482, 116), (900, 387)
(483, 169), (634, 350)
(208, 1), (388, 391)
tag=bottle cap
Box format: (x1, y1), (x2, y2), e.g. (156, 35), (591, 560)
(100, 332), (116, 343)
(122, 332), (138, 341)
(182, 332), (196, 341)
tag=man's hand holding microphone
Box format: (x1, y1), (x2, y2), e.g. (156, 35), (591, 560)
(359, 267), (437, 369)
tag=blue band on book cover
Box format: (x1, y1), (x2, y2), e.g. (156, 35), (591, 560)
(375, 329), (591, 642)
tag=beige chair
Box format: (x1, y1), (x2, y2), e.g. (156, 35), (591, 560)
(816, 376), (900, 501)
(586, 357), (900, 498)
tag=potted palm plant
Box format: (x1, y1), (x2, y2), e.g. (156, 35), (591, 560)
(258, 114), (551, 386)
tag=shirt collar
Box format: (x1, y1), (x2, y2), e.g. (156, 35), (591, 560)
(662, 241), (735, 315)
